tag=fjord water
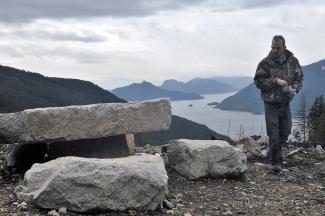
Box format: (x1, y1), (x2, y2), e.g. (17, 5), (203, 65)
(171, 92), (266, 140)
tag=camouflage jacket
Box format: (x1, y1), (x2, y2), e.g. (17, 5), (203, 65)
(254, 49), (303, 104)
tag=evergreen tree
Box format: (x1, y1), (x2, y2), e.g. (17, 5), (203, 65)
(317, 112), (325, 142)
(294, 94), (307, 142)
(316, 95), (325, 142)
(307, 95), (325, 143)
(308, 96), (320, 143)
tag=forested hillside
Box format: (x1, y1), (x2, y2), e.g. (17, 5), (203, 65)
(0, 65), (125, 113)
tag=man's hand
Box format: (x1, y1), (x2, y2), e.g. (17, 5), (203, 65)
(276, 78), (287, 86)
(292, 84), (298, 90)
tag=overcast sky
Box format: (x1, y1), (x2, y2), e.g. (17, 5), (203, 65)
(1, 0), (325, 89)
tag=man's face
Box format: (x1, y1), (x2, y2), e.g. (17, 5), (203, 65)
(271, 40), (285, 59)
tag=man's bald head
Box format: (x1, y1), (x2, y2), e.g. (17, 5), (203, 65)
(272, 35), (286, 48)
(271, 35), (286, 59)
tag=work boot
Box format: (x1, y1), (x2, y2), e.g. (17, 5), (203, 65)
(271, 164), (281, 173)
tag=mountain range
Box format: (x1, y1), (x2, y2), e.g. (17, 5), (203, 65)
(0, 65), (231, 145)
(208, 76), (253, 90)
(160, 78), (235, 94)
(112, 81), (204, 101)
(215, 59), (325, 114)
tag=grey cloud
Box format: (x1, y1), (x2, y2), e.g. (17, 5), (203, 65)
(0, 0), (206, 23)
(0, 0), (314, 22)
(9, 29), (107, 43)
(209, 0), (312, 12)
(0, 0), (317, 23)
(0, 45), (25, 58)
(0, 42), (154, 64)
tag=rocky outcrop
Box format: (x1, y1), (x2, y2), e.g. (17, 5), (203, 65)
(236, 137), (262, 160)
(167, 139), (246, 179)
(0, 99), (171, 144)
(15, 155), (168, 212)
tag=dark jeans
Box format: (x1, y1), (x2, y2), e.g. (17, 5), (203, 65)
(264, 102), (292, 165)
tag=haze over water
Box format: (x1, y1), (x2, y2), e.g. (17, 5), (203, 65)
(171, 92), (267, 140)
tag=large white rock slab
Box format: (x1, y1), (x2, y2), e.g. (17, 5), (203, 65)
(15, 155), (168, 212)
(0, 99), (171, 143)
(167, 139), (247, 179)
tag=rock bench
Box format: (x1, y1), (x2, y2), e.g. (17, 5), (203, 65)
(0, 99), (171, 168)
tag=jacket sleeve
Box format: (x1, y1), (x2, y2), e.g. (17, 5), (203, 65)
(254, 62), (277, 91)
(292, 59), (303, 93)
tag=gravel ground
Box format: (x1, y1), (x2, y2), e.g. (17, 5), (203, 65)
(1, 144), (324, 216)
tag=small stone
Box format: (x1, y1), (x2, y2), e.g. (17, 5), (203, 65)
(166, 210), (174, 215)
(0, 208), (5, 212)
(254, 162), (265, 167)
(17, 201), (28, 209)
(163, 199), (175, 210)
(128, 209), (137, 216)
(307, 175), (313, 179)
(10, 213), (18, 216)
(9, 194), (14, 199)
(316, 145), (323, 152)
(249, 181), (256, 185)
(176, 204), (185, 208)
(59, 207), (67, 215)
(184, 213), (192, 216)
(261, 149), (268, 157)
(47, 210), (60, 216)
(12, 202), (19, 206)
(223, 209), (233, 215)
(287, 148), (301, 157)
(287, 176), (296, 182)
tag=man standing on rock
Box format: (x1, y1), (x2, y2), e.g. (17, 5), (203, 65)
(254, 35), (303, 172)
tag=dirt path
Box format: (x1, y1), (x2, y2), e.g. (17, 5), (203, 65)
(1, 145), (324, 216)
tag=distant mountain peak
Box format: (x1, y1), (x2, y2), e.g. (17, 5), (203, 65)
(112, 81), (203, 101)
(160, 77), (235, 94)
(161, 79), (185, 84)
(141, 80), (151, 84)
